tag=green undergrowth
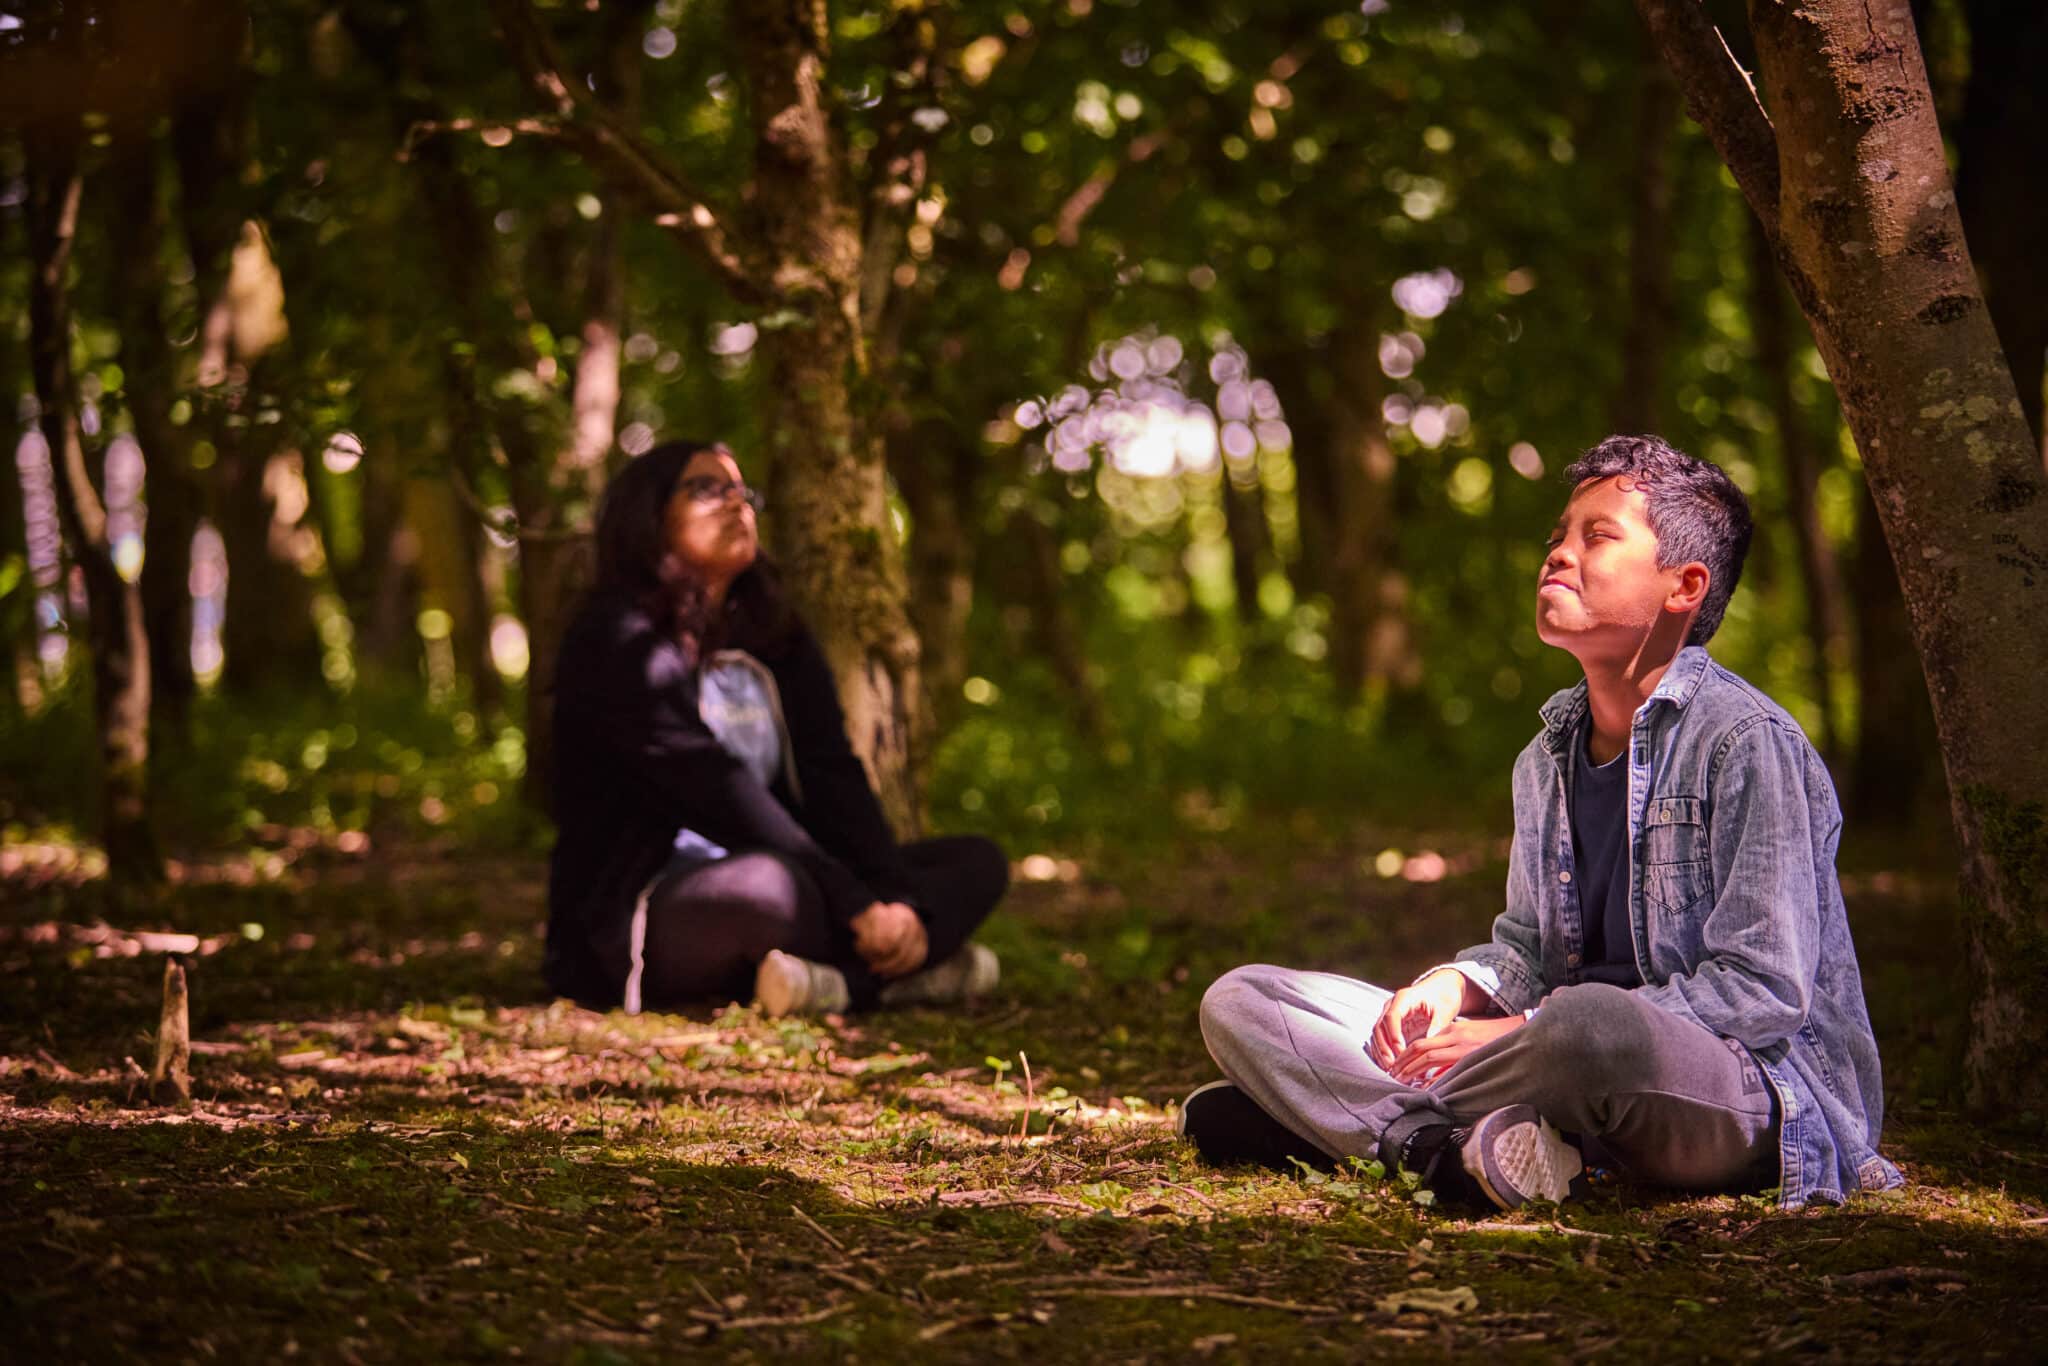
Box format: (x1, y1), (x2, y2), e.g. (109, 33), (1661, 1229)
(4, 819), (2046, 1362)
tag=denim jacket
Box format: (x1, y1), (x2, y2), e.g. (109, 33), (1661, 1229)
(1444, 646), (1902, 1209)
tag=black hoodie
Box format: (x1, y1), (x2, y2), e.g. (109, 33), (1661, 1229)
(544, 589), (915, 1007)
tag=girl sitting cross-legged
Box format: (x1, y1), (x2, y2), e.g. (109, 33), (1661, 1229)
(544, 440), (1009, 1018)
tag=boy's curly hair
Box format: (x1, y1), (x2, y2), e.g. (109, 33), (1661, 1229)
(1563, 435), (1754, 645)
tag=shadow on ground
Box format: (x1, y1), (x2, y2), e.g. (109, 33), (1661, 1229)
(4, 823), (2045, 1361)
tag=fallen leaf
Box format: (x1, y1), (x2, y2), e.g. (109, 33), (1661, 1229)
(1376, 1284), (1478, 1317)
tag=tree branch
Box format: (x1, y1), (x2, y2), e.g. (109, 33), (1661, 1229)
(1632, 0), (1781, 238)
(858, 8), (944, 339)
(1053, 127), (1170, 248)
(396, 116), (564, 162)
(486, 0), (775, 305)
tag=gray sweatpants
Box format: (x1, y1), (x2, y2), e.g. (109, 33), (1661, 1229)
(1199, 966), (1779, 1191)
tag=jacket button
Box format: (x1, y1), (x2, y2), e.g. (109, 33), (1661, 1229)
(1660, 807), (1672, 822)
(1558, 870), (1572, 884)
(1567, 953), (1581, 967)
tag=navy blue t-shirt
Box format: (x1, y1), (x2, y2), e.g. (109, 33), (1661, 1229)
(1569, 734), (1644, 988)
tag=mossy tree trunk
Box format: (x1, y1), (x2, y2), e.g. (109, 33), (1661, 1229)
(1638, 0), (2048, 1110)
(493, 0), (926, 833)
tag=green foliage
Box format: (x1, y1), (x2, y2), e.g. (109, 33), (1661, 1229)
(0, 680), (535, 856)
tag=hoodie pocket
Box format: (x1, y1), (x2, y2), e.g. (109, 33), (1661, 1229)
(1642, 795), (1711, 916)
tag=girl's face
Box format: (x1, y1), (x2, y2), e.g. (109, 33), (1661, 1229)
(663, 448), (759, 584)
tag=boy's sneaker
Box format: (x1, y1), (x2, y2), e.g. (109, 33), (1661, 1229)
(754, 950), (851, 1018)
(1458, 1104), (1583, 1209)
(1178, 1081), (1334, 1172)
(877, 943), (1000, 1007)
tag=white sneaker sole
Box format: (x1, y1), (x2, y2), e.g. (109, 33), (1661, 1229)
(754, 950), (808, 1019)
(1467, 1105), (1581, 1208)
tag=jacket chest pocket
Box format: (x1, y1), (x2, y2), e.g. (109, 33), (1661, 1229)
(1641, 795), (1711, 916)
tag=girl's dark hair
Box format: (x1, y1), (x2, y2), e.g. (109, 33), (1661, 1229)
(591, 440), (793, 665)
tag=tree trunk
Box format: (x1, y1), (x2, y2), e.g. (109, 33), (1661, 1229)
(1637, 0), (2048, 1111)
(333, 334), (421, 680)
(215, 420), (325, 696)
(1282, 387), (1336, 601)
(1012, 504), (1106, 741)
(1220, 462), (1270, 625)
(26, 122), (160, 885)
(0, 245), (31, 718)
(514, 0), (642, 810)
(400, 475), (494, 701)
(734, 1), (922, 833)
(1324, 322), (1416, 697)
(890, 418), (976, 734)
(489, 0), (926, 830)
(107, 129), (202, 728)
(1612, 58), (1681, 434)
(1747, 214), (1849, 760)
(1956, 0), (2048, 458)
(1847, 472), (1940, 829)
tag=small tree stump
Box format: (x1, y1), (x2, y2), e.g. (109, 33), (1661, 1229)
(149, 953), (192, 1107)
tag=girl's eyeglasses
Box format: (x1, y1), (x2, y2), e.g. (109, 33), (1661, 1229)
(677, 476), (764, 511)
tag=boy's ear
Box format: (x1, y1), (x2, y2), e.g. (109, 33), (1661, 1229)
(1666, 562), (1711, 615)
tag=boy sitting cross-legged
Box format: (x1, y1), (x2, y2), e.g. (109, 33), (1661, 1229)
(1183, 435), (1901, 1211)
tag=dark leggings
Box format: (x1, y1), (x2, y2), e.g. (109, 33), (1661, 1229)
(637, 836), (1009, 1010)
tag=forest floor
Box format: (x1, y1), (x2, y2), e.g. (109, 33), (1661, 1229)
(3, 816), (2045, 1364)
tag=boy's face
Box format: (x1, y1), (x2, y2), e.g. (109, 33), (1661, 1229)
(1536, 476), (1698, 663)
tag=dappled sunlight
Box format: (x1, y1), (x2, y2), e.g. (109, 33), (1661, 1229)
(3, 832), (2044, 1356)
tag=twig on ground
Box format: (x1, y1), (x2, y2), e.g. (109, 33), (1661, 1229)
(685, 1302), (852, 1336)
(1158, 1181), (1225, 1213)
(816, 1265), (875, 1295)
(920, 1258), (1028, 1284)
(1824, 1266), (1970, 1291)
(331, 1239), (385, 1267)
(1019, 1050), (1034, 1140)
(687, 1277), (725, 1315)
(789, 1203), (846, 1254)
(1036, 1284), (1335, 1315)
(564, 1296), (632, 1330)
(272, 1203), (359, 1224)
(1460, 1220), (1616, 1241)
(937, 1189), (1094, 1213)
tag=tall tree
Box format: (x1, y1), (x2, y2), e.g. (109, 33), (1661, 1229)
(1612, 58), (1681, 433)
(1637, 0), (2048, 1109)
(1746, 215), (1848, 760)
(1324, 319), (1418, 697)
(25, 120), (159, 882)
(106, 128), (204, 727)
(1954, 0), (2048, 458)
(491, 0), (925, 828)
(1848, 476), (1940, 829)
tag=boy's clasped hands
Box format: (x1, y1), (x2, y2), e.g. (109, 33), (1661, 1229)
(1368, 967), (1527, 1083)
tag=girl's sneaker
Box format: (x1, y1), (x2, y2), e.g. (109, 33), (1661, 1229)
(877, 943), (1000, 1007)
(754, 950), (851, 1018)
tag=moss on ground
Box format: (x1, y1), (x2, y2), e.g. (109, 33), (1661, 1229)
(4, 820), (2045, 1362)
